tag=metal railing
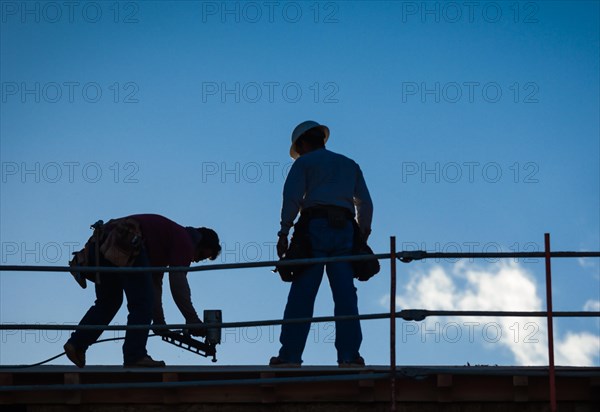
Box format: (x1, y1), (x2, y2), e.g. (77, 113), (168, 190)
(0, 233), (599, 412)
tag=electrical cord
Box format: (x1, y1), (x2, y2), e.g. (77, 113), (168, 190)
(0, 334), (159, 369)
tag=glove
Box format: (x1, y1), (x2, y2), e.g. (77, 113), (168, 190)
(277, 235), (288, 258)
(185, 320), (207, 337)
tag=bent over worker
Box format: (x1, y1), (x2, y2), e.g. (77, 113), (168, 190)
(149, 216), (221, 335)
(270, 121), (373, 368)
(64, 214), (221, 368)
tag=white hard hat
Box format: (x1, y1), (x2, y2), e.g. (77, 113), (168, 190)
(290, 120), (330, 159)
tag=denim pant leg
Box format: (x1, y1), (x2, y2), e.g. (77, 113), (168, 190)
(325, 220), (362, 362)
(326, 260), (362, 362)
(278, 217), (362, 363)
(278, 261), (325, 363)
(68, 274), (124, 351)
(121, 251), (154, 364)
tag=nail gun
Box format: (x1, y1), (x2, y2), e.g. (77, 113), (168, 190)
(158, 310), (222, 363)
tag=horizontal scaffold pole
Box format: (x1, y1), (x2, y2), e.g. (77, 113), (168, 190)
(0, 251), (598, 273)
(1, 310), (598, 331)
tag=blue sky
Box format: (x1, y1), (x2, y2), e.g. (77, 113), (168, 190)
(1, 1), (598, 367)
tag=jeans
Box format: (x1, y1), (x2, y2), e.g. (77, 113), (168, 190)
(68, 247), (154, 364)
(278, 217), (362, 364)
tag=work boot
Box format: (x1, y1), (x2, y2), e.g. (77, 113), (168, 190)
(269, 356), (301, 368)
(63, 342), (86, 368)
(338, 355), (365, 368)
(124, 355), (166, 368)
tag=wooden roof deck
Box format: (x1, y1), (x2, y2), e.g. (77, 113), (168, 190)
(1, 365), (599, 410)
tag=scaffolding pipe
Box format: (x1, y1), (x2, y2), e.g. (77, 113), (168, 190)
(0, 372), (393, 393)
(544, 234), (557, 412)
(1, 238), (599, 395)
(1, 251), (598, 274)
(390, 236), (397, 412)
(1, 310), (597, 331)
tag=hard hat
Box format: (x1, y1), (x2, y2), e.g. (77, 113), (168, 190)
(290, 120), (330, 159)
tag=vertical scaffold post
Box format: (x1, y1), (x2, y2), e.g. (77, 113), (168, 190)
(544, 233), (557, 412)
(390, 236), (397, 412)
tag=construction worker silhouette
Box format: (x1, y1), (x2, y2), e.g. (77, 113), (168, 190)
(271, 121), (373, 368)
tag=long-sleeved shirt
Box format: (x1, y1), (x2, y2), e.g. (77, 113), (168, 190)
(131, 214), (195, 267)
(127, 214), (200, 323)
(279, 148), (373, 236)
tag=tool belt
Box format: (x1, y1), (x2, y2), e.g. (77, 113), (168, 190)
(68, 220), (105, 288)
(301, 205), (353, 228)
(100, 218), (143, 267)
(275, 214), (312, 282)
(275, 205), (379, 282)
(68, 218), (143, 289)
(351, 220), (380, 282)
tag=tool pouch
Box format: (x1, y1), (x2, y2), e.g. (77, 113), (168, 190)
(69, 220), (105, 288)
(100, 218), (143, 267)
(69, 248), (92, 289)
(275, 215), (312, 282)
(351, 221), (380, 281)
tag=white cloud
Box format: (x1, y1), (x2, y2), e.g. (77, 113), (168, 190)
(393, 265), (456, 310)
(577, 257), (598, 269)
(555, 332), (600, 366)
(583, 300), (600, 312)
(381, 261), (599, 366)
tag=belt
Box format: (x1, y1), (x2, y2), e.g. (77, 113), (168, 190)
(301, 205), (353, 220)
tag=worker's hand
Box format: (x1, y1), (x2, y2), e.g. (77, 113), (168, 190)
(187, 327), (207, 338)
(277, 235), (288, 258)
(152, 321), (167, 336)
(185, 319), (207, 337)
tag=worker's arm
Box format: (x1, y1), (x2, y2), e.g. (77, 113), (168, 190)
(152, 272), (167, 325)
(278, 160), (305, 257)
(279, 160), (305, 237)
(169, 271), (202, 325)
(354, 166), (373, 240)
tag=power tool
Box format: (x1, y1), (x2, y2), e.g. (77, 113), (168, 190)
(158, 310), (222, 362)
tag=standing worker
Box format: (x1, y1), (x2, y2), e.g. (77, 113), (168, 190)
(64, 214), (221, 368)
(271, 121), (374, 368)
